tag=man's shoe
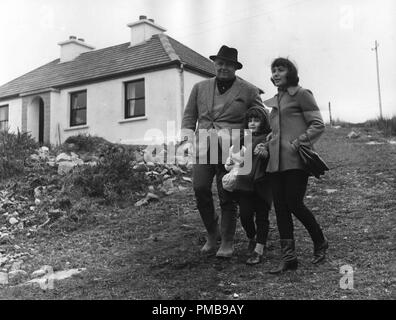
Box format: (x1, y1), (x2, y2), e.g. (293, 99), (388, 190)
(200, 229), (220, 254)
(216, 241), (234, 258)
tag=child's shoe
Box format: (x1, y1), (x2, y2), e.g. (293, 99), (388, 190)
(246, 251), (263, 265)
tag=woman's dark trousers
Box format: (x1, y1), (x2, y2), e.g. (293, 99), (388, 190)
(270, 169), (325, 243)
(269, 169), (326, 272)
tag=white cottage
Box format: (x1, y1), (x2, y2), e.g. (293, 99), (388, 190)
(0, 16), (215, 145)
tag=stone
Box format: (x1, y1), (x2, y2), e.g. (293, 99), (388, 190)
(9, 217), (18, 225)
(169, 165), (186, 174)
(38, 147), (50, 159)
(133, 151), (144, 163)
(133, 163), (148, 172)
(31, 269), (47, 279)
(146, 161), (155, 168)
(29, 154), (40, 161)
(34, 186), (43, 198)
(46, 161), (56, 167)
(0, 272), (8, 285)
(0, 257), (9, 267)
(57, 161), (76, 175)
(70, 152), (79, 160)
(10, 261), (23, 272)
(134, 192), (160, 207)
(8, 270), (28, 285)
(35, 198), (41, 205)
(146, 193), (160, 200)
(347, 131), (360, 139)
(134, 198), (149, 207)
(325, 189), (337, 194)
(28, 268), (86, 287)
(56, 153), (72, 162)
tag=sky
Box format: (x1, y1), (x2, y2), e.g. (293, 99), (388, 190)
(0, 0), (395, 123)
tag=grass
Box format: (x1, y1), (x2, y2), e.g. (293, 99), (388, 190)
(332, 116), (396, 137)
(0, 126), (395, 300)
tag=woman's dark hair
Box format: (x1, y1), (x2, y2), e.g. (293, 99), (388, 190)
(270, 57), (299, 87)
(244, 108), (271, 134)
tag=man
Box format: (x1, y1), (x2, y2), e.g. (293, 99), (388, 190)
(181, 45), (265, 258)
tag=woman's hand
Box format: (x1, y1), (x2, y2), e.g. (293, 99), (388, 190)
(290, 139), (300, 151)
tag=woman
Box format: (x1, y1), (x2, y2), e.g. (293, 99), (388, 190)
(264, 58), (328, 274)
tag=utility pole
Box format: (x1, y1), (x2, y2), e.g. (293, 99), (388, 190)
(328, 102), (333, 126)
(372, 40), (383, 119)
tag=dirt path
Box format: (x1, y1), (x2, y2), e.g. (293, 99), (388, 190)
(0, 127), (395, 299)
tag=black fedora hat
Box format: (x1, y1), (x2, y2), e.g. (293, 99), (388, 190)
(209, 45), (243, 69)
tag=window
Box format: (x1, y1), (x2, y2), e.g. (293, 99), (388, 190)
(70, 90), (87, 127)
(0, 105), (9, 131)
(125, 79), (145, 119)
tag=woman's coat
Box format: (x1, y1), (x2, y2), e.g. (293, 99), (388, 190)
(264, 86), (325, 173)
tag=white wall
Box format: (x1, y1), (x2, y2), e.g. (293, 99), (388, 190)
(50, 91), (61, 144)
(26, 98), (40, 140)
(0, 97), (22, 133)
(60, 41), (94, 63)
(52, 68), (183, 145)
(183, 70), (211, 109)
(180, 70), (213, 135)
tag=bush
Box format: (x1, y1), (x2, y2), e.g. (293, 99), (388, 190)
(0, 129), (38, 178)
(64, 134), (111, 153)
(71, 144), (146, 202)
(364, 116), (396, 137)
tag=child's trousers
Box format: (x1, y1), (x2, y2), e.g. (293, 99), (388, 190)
(237, 191), (271, 245)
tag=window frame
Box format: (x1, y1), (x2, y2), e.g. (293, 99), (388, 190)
(0, 104), (9, 131)
(69, 90), (87, 127)
(124, 78), (145, 119)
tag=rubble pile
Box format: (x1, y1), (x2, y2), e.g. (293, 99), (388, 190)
(0, 141), (194, 237)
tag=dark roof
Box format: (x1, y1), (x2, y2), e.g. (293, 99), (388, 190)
(0, 34), (216, 100)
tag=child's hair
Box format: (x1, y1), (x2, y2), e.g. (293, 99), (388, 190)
(270, 57), (299, 87)
(244, 107), (271, 134)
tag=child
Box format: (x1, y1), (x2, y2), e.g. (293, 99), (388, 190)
(224, 106), (273, 265)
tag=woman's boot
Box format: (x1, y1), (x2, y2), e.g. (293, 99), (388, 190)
(309, 228), (329, 264)
(312, 238), (329, 264)
(268, 239), (298, 274)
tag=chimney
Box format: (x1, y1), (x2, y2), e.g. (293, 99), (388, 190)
(58, 36), (95, 63)
(127, 16), (166, 47)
